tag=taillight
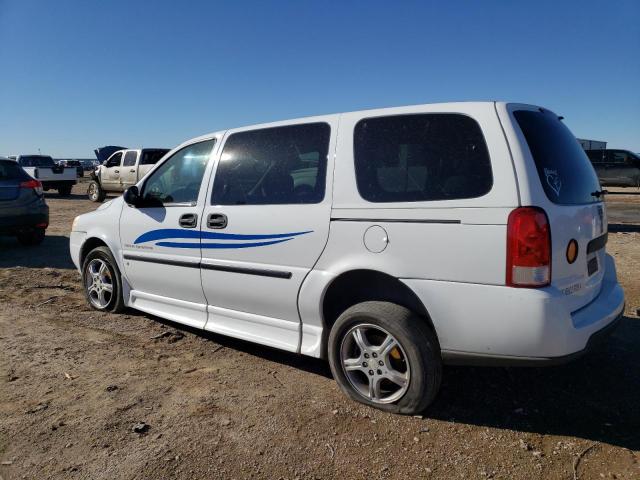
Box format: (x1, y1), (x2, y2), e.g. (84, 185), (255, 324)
(20, 179), (43, 196)
(506, 207), (551, 287)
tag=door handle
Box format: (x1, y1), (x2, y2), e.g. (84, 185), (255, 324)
(114, 170), (119, 173)
(130, 169), (135, 173)
(207, 213), (228, 229)
(179, 213), (198, 228)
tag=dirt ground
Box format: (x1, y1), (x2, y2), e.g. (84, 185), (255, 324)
(1, 183), (639, 480)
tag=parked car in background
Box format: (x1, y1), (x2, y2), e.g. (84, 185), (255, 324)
(80, 159), (100, 171)
(585, 149), (640, 187)
(57, 159), (84, 178)
(9, 155), (77, 196)
(88, 147), (169, 202)
(70, 102), (623, 414)
(0, 156), (48, 245)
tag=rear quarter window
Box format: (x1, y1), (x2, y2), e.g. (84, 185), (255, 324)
(353, 114), (493, 202)
(513, 110), (601, 205)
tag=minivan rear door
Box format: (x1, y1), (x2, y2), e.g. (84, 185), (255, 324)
(505, 105), (606, 313)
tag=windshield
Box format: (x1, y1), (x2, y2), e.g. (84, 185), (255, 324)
(513, 109), (601, 205)
(18, 156), (55, 167)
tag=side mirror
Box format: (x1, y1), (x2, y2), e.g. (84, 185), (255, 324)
(123, 185), (140, 207)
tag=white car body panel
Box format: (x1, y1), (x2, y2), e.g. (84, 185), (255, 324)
(69, 101), (624, 365)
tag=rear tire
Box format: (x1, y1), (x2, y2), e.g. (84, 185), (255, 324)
(16, 228), (45, 246)
(328, 301), (442, 414)
(82, 246), (126, 313)
(58, 185), (72, 197)
(87, 181), (106, 202)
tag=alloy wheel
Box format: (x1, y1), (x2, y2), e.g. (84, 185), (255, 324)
(340, 323), (411, 404)
(85, 258), (114, 309)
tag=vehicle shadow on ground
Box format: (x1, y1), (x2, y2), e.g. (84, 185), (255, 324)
(43, 192), (89, 201)
(138, 312), (332, 378)
(609, 223), (640, 233)
(0, 235), (75, 269)
(429, 315), (640, 450)
(141, 309), (639, 450)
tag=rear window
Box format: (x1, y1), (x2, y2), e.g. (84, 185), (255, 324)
(514, 110), (601, 205)
(0, 160), (28, 180)
(141, 149), (169, 165)
(585, 150), (605, 163)
(18, 156), (55, 167)
(354, 114), (493, 202)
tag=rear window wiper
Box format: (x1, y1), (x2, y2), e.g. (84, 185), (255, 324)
(591, 189), (608, 198)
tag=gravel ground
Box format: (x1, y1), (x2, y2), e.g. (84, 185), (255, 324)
(0, 184), (638, 480)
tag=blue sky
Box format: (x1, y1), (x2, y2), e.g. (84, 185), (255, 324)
(0, 0), (638, 157)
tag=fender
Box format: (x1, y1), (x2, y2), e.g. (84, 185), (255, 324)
(74, 197), (134, 306)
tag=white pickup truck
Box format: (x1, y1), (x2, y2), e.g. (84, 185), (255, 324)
(10, 155), (77, 196)
(88, 147), (169, 202)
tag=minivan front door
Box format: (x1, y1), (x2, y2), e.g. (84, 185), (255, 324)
(200, 122), (335, 352)
(119, 139), (217, 328)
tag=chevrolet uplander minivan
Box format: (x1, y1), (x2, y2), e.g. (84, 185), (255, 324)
(70, 102), (624, 414)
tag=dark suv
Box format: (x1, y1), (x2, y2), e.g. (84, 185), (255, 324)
(585, 149), (640, 187)
(0, 158), (49, 245)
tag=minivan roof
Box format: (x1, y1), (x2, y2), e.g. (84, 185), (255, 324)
(185, 101), (526, 147)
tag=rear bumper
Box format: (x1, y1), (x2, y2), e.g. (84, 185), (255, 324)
(402, 253), (625, 365)
(0, 205), (49, 235)
(41, 180), (76, 188)
(441, 308), (623, 366)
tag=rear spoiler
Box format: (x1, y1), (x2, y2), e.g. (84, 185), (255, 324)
(94, 146), (127, 163)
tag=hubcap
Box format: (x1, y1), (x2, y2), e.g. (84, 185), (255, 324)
(340, 323), (410, 404)
(85, 259), (114, 308)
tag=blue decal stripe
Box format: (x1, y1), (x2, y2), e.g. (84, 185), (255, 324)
(134, 228), (312, 245)
(156, 238), (293, 249)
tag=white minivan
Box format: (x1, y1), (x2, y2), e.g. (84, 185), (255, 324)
(70, 102), (624, 414)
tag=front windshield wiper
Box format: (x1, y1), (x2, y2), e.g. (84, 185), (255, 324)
(591, 189), (608, 198)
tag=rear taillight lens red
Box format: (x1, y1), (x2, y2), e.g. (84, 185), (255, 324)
(20, 179), (43, 196)
(506, 207), (551, 287)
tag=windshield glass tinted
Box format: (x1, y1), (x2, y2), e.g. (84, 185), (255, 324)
(18, 156), (55, 167)
(513, 109), (601, 204)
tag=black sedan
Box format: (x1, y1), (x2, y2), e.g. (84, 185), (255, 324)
(0, 158), (49, 245)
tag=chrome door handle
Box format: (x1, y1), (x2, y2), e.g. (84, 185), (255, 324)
(179, 213), (198, 228)
(207, 213), (228, 229)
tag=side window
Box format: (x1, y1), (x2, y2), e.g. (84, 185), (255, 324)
(142, 140), (215, 206)
(354, 114), (493, 202)
(106, 152), (123, 168)
(123, 151), (137, 167)
(610, 151), (627, 164)
(212, 123), (330, 205)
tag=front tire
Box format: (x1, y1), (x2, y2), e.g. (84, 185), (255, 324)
(87, 181), (106, 202)
(82, 246), (125, 313)
(328, 301), (442, 414)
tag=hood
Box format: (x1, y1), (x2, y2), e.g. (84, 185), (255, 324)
(94, 146), (127, 163)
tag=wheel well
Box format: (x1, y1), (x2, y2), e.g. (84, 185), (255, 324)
(79, 238), (108, 267)
(321, 269), (434, 356)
